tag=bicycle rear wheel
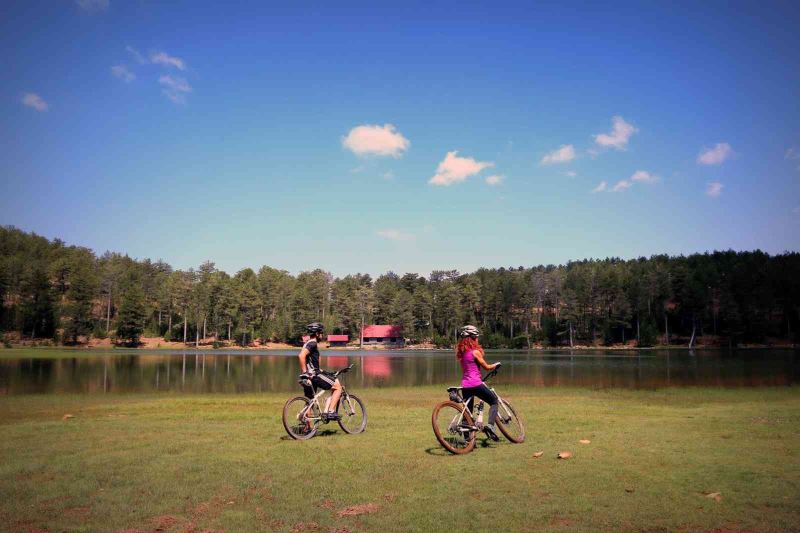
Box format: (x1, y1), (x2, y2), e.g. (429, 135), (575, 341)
(337, 393), (367, 434)
(282, 396), (319, 440)
(496, 398), (525, 443)
(432, 401), (476, 454)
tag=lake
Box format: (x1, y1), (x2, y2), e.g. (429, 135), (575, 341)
(0, 348), (797, 395)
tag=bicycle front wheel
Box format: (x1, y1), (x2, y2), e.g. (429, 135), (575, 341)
(337, 393), (367, 434)
(282, 396), (319, 440)
(432, 401), (476, 454)
(496, 398), (525, 443)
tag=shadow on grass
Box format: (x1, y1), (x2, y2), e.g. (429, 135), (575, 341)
(279, 429), (339, 441)
(424, 437), (496, 456)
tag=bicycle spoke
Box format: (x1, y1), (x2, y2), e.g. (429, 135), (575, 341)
(337, 394), (367, 434)
(433, 402), (475, 454)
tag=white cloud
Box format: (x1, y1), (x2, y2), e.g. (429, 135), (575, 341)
(630, 170), (659, 184)
(429, 151), (493, 186)
(485, 174), (504, 186)
(342, 124), (409, 157)
(611, 180), (632, 192)
(111, 65), (135, 83)
(785, 147), (800, 162)
(376, 229), (414, 242)
(697, 143), (733, 165)
(158, 75), (192, 104)
(541, 144), (576, 165)
(564, 171), (577, 177)
(76, 0), (108, 12)
(150, 51), (186, 71)
(591, 181), (607, 193)
(21, 93), (48, 112)
(126, 46), (147, 65)
(706, 182), (723, 198)
(382, 171), (394, 181)
(594, 116), (638, 150)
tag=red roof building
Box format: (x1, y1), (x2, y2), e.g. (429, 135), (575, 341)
(361, 325), (404, 348)
(302, 334), (350, 346)
(361, 325), (403, 338)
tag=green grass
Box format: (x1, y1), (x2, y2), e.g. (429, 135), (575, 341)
(1, 387), (798, 532)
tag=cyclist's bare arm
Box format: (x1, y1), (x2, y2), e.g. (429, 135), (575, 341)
(473, 349), (499, 371)
(298, 347), (310, 372)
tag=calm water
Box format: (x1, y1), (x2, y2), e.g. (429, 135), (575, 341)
(0, 349), (797, 395)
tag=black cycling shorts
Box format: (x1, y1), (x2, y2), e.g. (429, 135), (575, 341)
(302, 372), (336, 398)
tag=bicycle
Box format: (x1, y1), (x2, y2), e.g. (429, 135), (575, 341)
(431, 363), (525, 454)
(282, 364), (367, 440)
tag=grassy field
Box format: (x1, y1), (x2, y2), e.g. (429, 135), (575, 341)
(0, 387), (798, 532)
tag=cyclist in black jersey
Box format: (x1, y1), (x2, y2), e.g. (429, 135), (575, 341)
(298, 322), (342, 421)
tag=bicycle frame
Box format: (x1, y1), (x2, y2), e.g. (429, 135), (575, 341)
(446, 374), (514, 436)
(297, 374), (357, 425)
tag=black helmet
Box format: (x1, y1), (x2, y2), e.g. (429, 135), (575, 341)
(306, 322), (324, 334)
(459, 325), (480, 338)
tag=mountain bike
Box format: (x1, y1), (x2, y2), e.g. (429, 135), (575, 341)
(282, 364), (367, 440)
(431, 363), (525, 454)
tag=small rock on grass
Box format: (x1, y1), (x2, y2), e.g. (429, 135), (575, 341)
(705, 492), (722, 502)
(579, 439), (591, 444)
(63, 414), (75, 420)
(625, 488), (634, 493)
(557, 451), (572, 459)
(533, 451), (544, 458)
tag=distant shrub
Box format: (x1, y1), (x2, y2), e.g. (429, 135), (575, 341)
(541, 316), (561, 347)
(432, 334), (453, 349)
(163, 331), (173, 342)
(92, 325), (108, 340)
(2, 336), (11, 349)
(212, 340), (221, 349)
(638, 320), (658, 347)
(511, 335), (529, 349)
(480, 333), (508, 349)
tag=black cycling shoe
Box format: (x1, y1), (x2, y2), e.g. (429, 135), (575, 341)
(321, 412), (341, 422)
(483, 425), (500, 442)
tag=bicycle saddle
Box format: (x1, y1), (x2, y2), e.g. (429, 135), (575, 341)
(446, 386), (462, 392)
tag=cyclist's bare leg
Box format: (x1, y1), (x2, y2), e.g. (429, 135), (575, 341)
(327, 379), (343, 413)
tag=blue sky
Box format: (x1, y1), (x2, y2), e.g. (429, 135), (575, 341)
(2, 0), (799, 277)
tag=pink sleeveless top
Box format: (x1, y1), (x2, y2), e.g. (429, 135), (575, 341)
(460, 350), (483, 388)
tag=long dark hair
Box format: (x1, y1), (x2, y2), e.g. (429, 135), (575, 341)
(456, 336), (481, 359)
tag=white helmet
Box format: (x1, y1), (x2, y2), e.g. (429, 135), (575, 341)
(459, 325), (480, 338)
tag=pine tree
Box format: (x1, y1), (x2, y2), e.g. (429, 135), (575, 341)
(117, 285), (146, 345)
(63, 264), (98, 343)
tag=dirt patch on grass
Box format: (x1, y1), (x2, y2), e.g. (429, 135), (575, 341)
(321, 499), (336, 510)
(337, 503), (380, 518)
(291, 522), (322, 532)
(15, 524), (50, 533)
(550, 516), (574, 527)
(708, 525), (760, 533)
(150, 514), (182, 531)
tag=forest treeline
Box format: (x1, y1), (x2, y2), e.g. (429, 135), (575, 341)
(1, 226), (798, 348)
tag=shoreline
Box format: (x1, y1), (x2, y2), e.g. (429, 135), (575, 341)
(1, 342), (796, 354)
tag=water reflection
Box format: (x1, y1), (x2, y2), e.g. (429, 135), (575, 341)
(0, 349), (797, 395)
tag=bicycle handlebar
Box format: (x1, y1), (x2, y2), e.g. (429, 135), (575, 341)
(482, 362), (502, 382)
(334, 363), (355, 377)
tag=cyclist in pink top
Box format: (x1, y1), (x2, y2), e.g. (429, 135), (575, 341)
(457, 325), (501, 441)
